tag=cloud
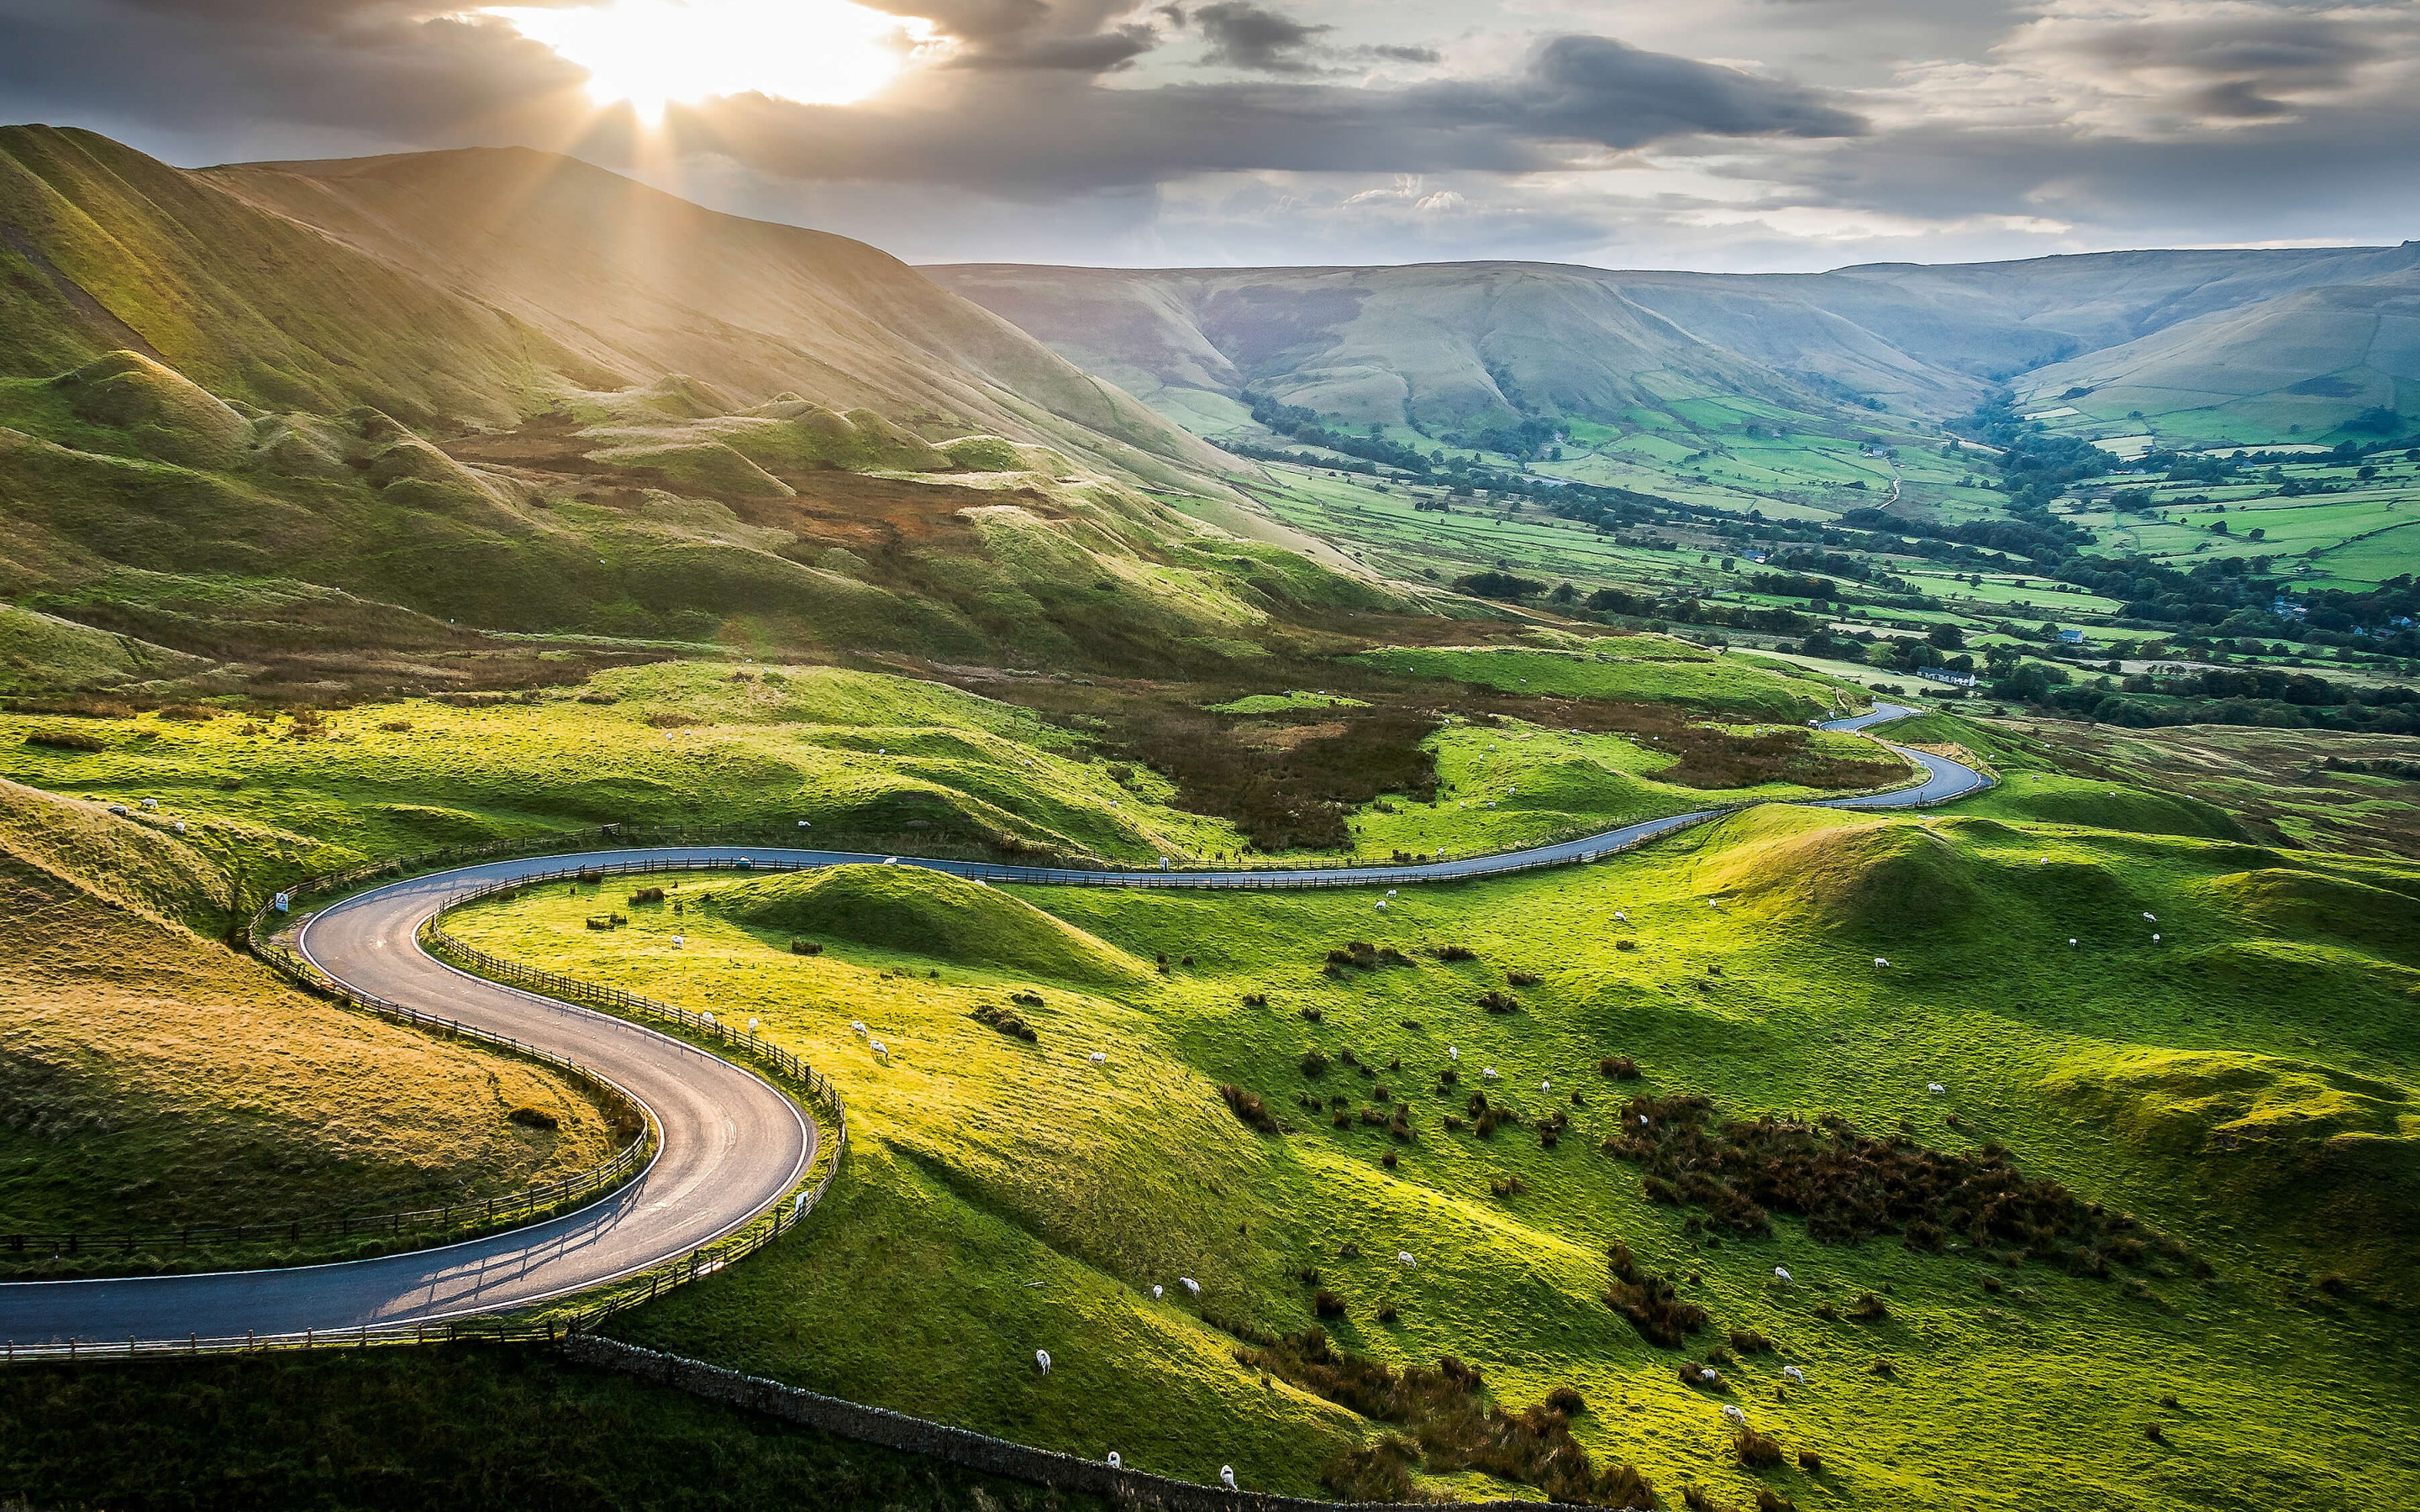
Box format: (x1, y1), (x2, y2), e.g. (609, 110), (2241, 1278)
(1193, 2), (1331, 72)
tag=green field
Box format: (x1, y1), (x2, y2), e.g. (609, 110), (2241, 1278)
(436, 782), (2420, 1510)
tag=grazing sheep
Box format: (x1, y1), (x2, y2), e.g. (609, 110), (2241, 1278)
(1220, 1467), (1238, 1490)
(1541, 1079), (1552, 1093)
(1107, 1452), (1122, 1469)
(1722, 1404), (1747, 1425)
(851, 1021), (868, 1037)
(2144, 912), (2156, 921)
(1699, 1368), (1720, 1384)
(1874, 957), (1889, 968)
(2153, 933), (2161, 942)
(1375, 900), (1387, 911)
(1089, 1051), (1108, 1064)
(1482, 1067), (1500, 1081)
(1614, 911), (1628, 921)
(869, 1039), (889, 1059)
(671, 935), (686, 948)
(1928, 1082), (1946, 1095)
(1181, 1277), (1201, 1296)
(1398, 1252), (1417, 1268)
(1639, 1114), (1650, 1127)
(1386, 889), (1398, 897)
(140, 798), (158, 811)
(173, 821), (187, 834)
(2069, 937), (2079, 947)
(1036, 1349), (1051, 1375)
(1773, 1267), (1792, 1284)
(1152, 1285), (1163, 1301)
(1782, 1366), (1807, 1385)
(1448, 1047), (1460, 1062)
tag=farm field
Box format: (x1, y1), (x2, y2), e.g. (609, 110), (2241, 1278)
(440, 784), (2420, 1510)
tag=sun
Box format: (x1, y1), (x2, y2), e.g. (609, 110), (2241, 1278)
(485, 0), (925, 123)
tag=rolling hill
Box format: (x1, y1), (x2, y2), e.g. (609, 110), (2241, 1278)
(0, 126), (1418, 681)
(929, 242), (2420, 444)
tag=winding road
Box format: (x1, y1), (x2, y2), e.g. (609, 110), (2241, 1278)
(0, 705), (1981, 1347)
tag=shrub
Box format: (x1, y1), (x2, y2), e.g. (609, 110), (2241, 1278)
(25, 729), (106, 752)
(1507, 971), (1543, 987)
(1756, 1489), (1797, 1512)
(1599, 1057), (1640, 1079)
(1489, 1174), (1526, 1198)
(629, 887), (666, 905)
(1605, 1243), (1708, 1347)
(506, 1105), (559, 1131)
(1300, 1049), (1331, 1077)
(160, 704), (219, 722)
(1847, 1292), (1890, 1322)
(1381, 1152), (1398, 1169)
(1544, 1385), (1586, 1415)
(973, 1004), (1039, 1043)
(1439, 1067), (1460, 1085)
(1434, 944), (1478, 962)
(1735, 1426), (1785, 1468)
(1728, 1329), (1774, 1354)
(1299, 1006), (1323, 1022)
(1478, 990), (1520, 1014)
(1797, 1449), (1823, 1473)
(1615, 938), (1638, 951)
(789, 938), (822, 955)
(1377, 1302), (1399, 1321)
(1242, 992), (1270, 1007)
(1314, 1289), (1347, 1318)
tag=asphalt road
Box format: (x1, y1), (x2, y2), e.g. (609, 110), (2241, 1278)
(1, 703), (1976, 1345)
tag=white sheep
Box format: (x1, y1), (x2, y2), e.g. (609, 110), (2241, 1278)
(1220, 1467), (1238, 1490)
(851, 1020), (868, 1037)
(1614, 910), (1628, 922)
(1482, 1067), (1500, 1081)
(1448, 1047), (1460, 1062)
(1639, 1114), (1649, 1127)
(140, 798), (158, 811)
(2153, 933), (2160, 942)
(173, 821), (187, 834)
(1089, 1051), (1108, 1064)
(1874, 957), (1889, 968)
(1699, 1368), (1719, 1383)
(1541, 1080), (1552, 1093)
(1181, 1277), (1200, 1296)
(1773, 1267), (1792, 1284)
(2143, 912), (2156, 921)
(1151, 1284), (1163, 1301)
(869, 1038), (890, 1059)
(747, 1016), (760, 1032)
(1375, 900), (1387, 911)
(1386, 889), (1398, 897)
(1398, 1251), (1417, 1268)
(1782, 1365), (1807, 1385)
(671, 934), (686, 947)
(2069, 937), (2079, 947)
(1035, 1349), (1051, 1375)
(1722, 1404), (1747, 1425)
(1928, 1082), (1946, 1095)
(1107, 1452), (1122, 1469)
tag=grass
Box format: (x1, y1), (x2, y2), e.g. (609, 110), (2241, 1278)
(0, 1346), (1106, 1512)
(0, 778), (615, 1269)
(1353, 640), (1844, 722)
(441, 794), (2420, 1509)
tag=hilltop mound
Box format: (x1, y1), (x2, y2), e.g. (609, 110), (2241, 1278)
(52, 351), (251, 468)
(586, 440), (795, 497)
(1700, 810), (1988, 936)
(2044, 1047), (2419, 1299)
(2204, 867), (2420, 965)
(0, 777), (229, 928)
(1981, 780), (2248, 842)
(716, 864), (1147, 987)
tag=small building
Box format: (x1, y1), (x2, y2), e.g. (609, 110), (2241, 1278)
(1916, 666), (1978, 688)
(2056, 628), (2087, 645)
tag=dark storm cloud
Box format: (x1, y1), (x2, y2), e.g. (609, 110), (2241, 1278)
(1367, 44), (1440, 63)
(1193, 2), (1332, 73)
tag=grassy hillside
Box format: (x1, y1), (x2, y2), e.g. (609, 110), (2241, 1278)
(0, 1347), (1101, 1512)
(0, 779), (616, 1267)
(446, 797), (2420, 1510)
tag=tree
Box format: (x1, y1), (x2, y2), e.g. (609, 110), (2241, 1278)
(1927, 622), (1965, 651)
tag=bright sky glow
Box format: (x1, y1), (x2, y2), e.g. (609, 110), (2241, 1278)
(486, 0), (924, 122)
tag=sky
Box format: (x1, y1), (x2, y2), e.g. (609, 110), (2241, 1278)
(0, 0), (2414, 270)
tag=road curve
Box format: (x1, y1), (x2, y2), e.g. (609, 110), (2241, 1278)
(0, 863), (815, 1347)
(2, 703), (1975, 1345)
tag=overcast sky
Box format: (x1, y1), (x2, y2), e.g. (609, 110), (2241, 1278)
(2, 0), (2414, 270)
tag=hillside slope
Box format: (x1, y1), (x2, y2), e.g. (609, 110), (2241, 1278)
(930, 243), (2420, 438)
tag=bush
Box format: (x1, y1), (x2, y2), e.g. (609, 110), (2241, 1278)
(1314, 1289), (1347, 1318)
(506, 1105), (559, 1131)
(1728, 1329), (1775, 1354)
(1756, 1488), (1797, 1512)
(1847, 1292), (1890, 1322)
(629, 887), (666, 905)
(972, 1005), (1039, 1043)
(1735, 1426), (1785, 1468)
(1478, 990), (1520, 1014)
(1600, 1057), (1641, 1079)
(1507, 971), (1543, 987)
(1605, 1242), (1708, 1347)
(1300, 1049), (1331, 1077)
(1433, 944), (1478, 962)
(1489, 1174), (1527, 1198)
(1797, 1449), (1823, 1473)
(24, 729), (106, 752)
